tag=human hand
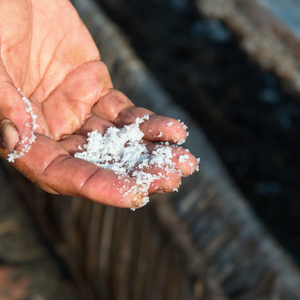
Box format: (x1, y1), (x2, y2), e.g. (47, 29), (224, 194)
(0, 0), (198, 209)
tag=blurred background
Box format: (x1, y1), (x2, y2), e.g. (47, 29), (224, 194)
(1, 0), (300, 299)
(98, 0), (300, 265)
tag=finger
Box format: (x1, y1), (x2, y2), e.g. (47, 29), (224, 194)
(0, 80), (39, 160)
(75, 115), (114, 136)
(114, 107), (188, 144)
(168, 146), (199, 176)
(59, 115), (114, 155)
(91, 89), (134, 121)
(58, 134), (87, 156)
(13, 134), (148, 209)
(0, 119), (19, 153)
(59, 134), (183, 201)
(59, 115), (115, 155)
(145, 166), (182, 194)
(148, 144), (199, 177)
(89, 88), (187, 144)
(65, 114), (196, 176)
(60, 136), (198, 188)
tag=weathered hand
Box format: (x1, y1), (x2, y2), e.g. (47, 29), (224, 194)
(0, 0), (198, 209)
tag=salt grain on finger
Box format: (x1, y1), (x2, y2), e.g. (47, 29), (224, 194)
(74, 115), (200, 210)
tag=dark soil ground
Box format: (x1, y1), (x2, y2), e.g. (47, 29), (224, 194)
(98, 0), (300, 265)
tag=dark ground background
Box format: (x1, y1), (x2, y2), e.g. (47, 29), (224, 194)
(98, 0), (300, 265)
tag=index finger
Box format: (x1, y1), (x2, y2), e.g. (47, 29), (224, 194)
(92, 89), (188, 144)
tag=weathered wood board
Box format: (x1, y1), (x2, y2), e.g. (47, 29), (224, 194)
(197, 0), (300, 96)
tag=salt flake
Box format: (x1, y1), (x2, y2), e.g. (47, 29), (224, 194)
(7, 89), (37, 163)
(74, 115), (200, 210)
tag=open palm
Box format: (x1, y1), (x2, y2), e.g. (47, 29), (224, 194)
(0, 0), (197, 209)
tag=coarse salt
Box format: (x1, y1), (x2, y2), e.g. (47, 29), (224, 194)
(155, 131), (163, 138)
(7, 89), (38, 163)
(178, 119), (188, 130)
(74, 115), (198, 210)
(178, 154), (190, 163)
(177, 138), (186, 145)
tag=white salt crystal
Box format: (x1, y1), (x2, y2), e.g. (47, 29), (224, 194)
(74, 115), (200, 210)
(178, 119), (188, 130)
(155, 131), (163, 138)
(7, 89), (37, 163)
(178, 154), (189, 163)
(196, 158), (201, 172)
(177, 138), (186, 145)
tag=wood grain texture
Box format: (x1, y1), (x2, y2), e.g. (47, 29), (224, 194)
(197, 0), (300, 96)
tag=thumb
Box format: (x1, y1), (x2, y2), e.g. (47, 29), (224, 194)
(0, 84), (37, 162)
(0, 119), (19, 152)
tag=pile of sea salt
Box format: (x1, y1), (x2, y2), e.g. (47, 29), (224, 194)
(7, 89), (38, 163)
(74, 115), (196, 209)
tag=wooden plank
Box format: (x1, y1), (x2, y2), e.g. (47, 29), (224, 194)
(196, 0), (300, 96)
(0, 161), (78, 299)
(259, 0), (300, 39)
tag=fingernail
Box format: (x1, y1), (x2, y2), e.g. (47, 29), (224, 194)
(0, 119), (19, 152)
(130, 193), (149, 210)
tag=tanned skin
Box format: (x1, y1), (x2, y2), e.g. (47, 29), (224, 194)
(0, 0), (198, 209)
